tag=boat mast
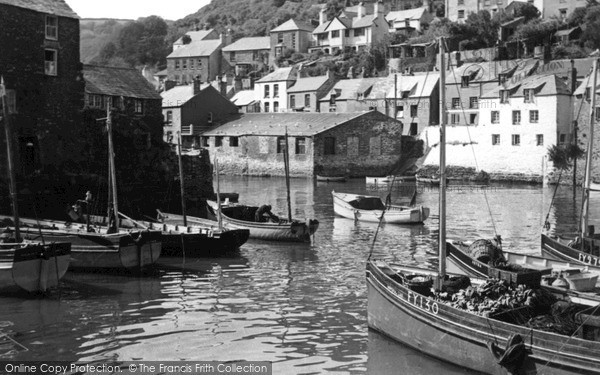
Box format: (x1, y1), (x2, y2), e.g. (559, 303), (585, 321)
(438, 39), (447, 281)
(177, 131), (187, 226)
(215, 157), (222, 230)
(0, 76), (20, 241)
(106, 105), (119, 230)
(284, 128), (292, 222)
(581, 58), (598, 239)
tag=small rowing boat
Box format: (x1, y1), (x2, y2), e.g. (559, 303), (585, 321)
(332, 191), (429, 224)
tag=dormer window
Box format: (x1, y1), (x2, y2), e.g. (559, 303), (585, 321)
(46, 15), (58, 40)
(500, 90), (509, 104)
(401, 90), (410, 99)
(585, 87), (591, 101)
(498, 73), (507, 85)
(524, 89), (534, 103)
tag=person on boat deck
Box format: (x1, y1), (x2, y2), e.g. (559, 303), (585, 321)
(255, 205), (279, 223)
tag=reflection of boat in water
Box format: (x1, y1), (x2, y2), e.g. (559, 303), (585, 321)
(367, 330), (479, 375)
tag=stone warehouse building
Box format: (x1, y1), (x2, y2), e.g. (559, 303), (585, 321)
(201, 111), (409, 177)
(0, 0), (84, 176)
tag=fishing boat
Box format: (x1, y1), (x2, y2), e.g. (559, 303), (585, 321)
(541, 61), (600, 267)
(2, 106), (161, 270)
(316, 175), (347, 182)
(332, 191), (428, 224)
(0, 76), (71, 292)
(91, 212), (250, 256)
(206, 201), (319, 242)
(367, 43), (600, 375)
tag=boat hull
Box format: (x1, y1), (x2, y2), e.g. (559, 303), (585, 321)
(316, 175), (347, 182)
(2, 215), (162, 270)
(332, 192), (428, 224)
(367, 261), (600, 375)
(206, 202), (319, 242)
(0, 243), (71, 293)
(542, 234), (600, 267)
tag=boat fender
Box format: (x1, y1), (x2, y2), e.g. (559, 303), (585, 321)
(486, 333), (526, 373)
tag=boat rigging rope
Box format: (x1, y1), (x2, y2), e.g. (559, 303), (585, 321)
(448, 50), (498, 237)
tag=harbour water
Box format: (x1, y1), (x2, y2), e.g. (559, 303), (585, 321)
(1, 176), (598, 374)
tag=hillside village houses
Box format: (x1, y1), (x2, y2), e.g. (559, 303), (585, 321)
(287, 71), (337, 112)
(447, 0), (583, 22)
(386, 6), (433, 34)
(270, 19), (315, 57)
(253, 67), (297, 112)
(222, 36), (271, 78)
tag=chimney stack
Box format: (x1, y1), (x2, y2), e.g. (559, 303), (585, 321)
(193, 75), (201, 95)
(374, 0), (384, 16)
(319, 7), (327, 24)
(357, 2), (365, 19)
(219, 75), (227, 96)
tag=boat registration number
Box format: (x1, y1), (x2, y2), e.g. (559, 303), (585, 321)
(405, 290), (439, 315)
(578, 252), (600, 266)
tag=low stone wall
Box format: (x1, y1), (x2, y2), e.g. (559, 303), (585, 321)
(418, 164), (542, 184)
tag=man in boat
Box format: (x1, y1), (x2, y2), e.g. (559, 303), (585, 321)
(255, 205), (279, 223)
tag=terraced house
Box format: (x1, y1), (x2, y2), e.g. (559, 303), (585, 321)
(0, 0), (84, 176)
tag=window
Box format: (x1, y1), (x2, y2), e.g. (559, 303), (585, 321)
(277, 136), (286, 153)
(264, 102), (270, 112)
(230, 137), (239, 147)
(290, 95), (296, 108)
(500, 90), (509, 103)
(458, 10), (465, 18)
(511, 134), (520, 146)
(182, 59), (187, 69)
(354, 28), (365, 36)
(491, 111), (500, 123)
(452, 98), (460, 109)
(190, 59), (194, 69)
(274, 84), (279, 98)
(595, 107), (600, 122)
(530, 110), (539, 123)
(344, 29), (350, 37)
(409, 123), (418, 135)
(461, 75), (470, 87)
(469, 97), (478, 109)
(197, 58), (202, 68)
(512, 110), (521, 125)
(264, 85), (270, 98)
(397, 105), (404, 118)
(492, 134), (500, 145)
(458, 0), (464, 4)
(469, 114), (477, 124)
(585, 88), (591, 100)
(175, 60), (180, 69)
(410, 105), (418, 117)
(46, 15), (58, 40)
(278, 33), (284, 44)
(324, 137), (336, 155)
(253, 51), (259, 60)
(165, 111), (173, 126)
(305, 94), (310, 108)
(273, 101), (279, 112)
(292, 34), (296, 49)
(295, 137), (306, 154)
(332, 30), (340, 38)
(559, 134), (567, 144)
(44, 49), (57, 76)
(451, 114), (460, 124)
(536, 134), (544, 146)
(201, 137), (209, 147)
(498, 73), (507, 84)
(134, 99), (143, 114)
(230, 51), (236, 62)
(559, 8), (567, 19)
(215, 136), (223, 147)
(524, 89), (534, 103)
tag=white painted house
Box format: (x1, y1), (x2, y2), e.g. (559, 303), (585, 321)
(254, 67), (297, 112)
(421, 74), (572, 180)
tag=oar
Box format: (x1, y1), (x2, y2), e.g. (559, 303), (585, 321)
(117, 211), (149, 230)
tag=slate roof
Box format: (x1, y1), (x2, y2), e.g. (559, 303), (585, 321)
(386, 8), (427, 22)
(367, 73), (440, 99)
(83, 65), (161, 100)
(202, 112), (369, 136)
(446, 59), (539, 85)
(0, 0), (78, 18)
(173, 30), (217, 45)
(288, 75), (330, 93)
(554, 27), (580, 37)
(222, 37), (270, 52)
(321, 78), (380, 101)
(481, 74), (571, 99)
(313, 13), (376, 33)
(256, 67), (296, 83)
(161, 85), (195, 107)
(167, 40), (222, 58)
(271, 19), (314, 33)
(573, 70), (600, 96)
(230, 90), (257, 106)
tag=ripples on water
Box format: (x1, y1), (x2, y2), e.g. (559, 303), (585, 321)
(1, 177), (598, 374)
